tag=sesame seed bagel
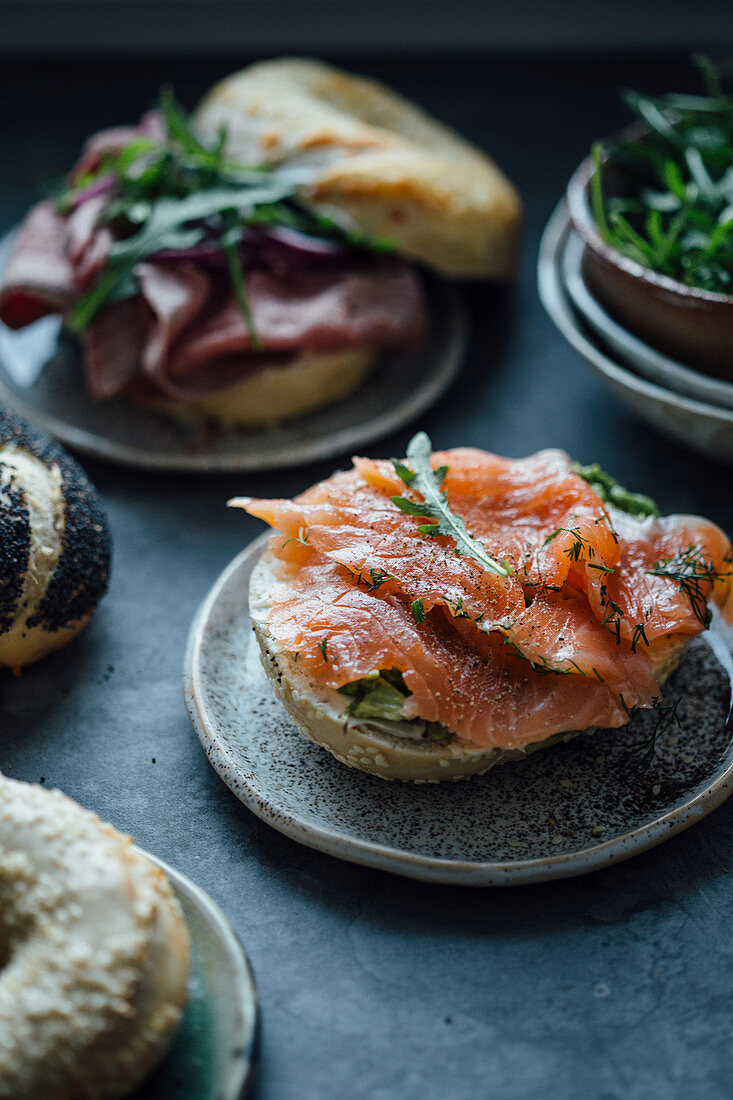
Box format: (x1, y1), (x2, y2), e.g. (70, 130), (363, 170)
(250, 550), (689, 782)
(0, 773), (190, 1099)
(195, 58), (521, 280)
(0, 407), (111, 672)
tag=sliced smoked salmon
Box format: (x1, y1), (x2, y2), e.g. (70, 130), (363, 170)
(235, 436), (732, 754)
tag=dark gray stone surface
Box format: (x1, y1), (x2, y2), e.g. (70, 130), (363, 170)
(1, 54), (732, 1099)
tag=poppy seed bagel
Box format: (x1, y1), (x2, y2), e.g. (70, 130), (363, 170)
(0, 406), (111, 671)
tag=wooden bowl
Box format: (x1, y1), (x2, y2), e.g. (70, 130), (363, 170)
(567, 151), (733, 380)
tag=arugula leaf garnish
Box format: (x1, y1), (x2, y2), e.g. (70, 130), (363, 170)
(61, 86), (397, 338)
(390, 432), (513, 579)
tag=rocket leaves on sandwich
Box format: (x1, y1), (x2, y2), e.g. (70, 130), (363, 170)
(391, 432), (513, 578)
(61, 86), (398, 338)
(573, 462), (660, 518)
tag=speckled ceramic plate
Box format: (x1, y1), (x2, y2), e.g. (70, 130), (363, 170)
(538, 201), (733, 463)
(184, 535), (733, 887)
(562, 229), (733, 412)
(0, 229), (467, 472)
(134, 851), (258, 1099)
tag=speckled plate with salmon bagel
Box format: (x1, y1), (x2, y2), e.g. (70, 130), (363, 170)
(184, 534), (733, 886)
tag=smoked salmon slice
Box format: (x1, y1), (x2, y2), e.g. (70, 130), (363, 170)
(234, 441), (732, 751)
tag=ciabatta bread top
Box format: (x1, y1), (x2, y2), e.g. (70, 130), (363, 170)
(194, 58), (521, 279)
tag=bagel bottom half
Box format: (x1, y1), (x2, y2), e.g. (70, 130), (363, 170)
(144, 346), (375, 429)
(250, 551), (689, 783)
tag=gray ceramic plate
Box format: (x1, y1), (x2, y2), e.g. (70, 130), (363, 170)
(0, 230), (467, 472)
(134, 851), (258, 1099)
(183, 534), (733, 887)
(562, 230), (733, 412)
(538, 201), (733, 463)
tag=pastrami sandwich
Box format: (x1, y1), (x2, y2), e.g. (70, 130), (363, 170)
(0, 60), (521, 429)
(233, 433), (732, 782)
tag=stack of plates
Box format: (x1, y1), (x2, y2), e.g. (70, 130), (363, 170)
(538, 201), (733, 464)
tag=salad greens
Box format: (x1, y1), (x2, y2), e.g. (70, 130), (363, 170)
(338, 670), (452, 742)
(590, 54), (733, 294)
(60, 87), (396, 338)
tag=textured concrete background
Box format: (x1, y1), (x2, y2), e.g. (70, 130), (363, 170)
(1, 54), (732, 1099)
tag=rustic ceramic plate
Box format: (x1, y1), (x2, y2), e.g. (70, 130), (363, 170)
(538, 201), (733, 464)
(183, 534), (733, 887)
(562, 231), (733, 412)
(134, 851), (258, 1100)
(0, 230), (467, 472)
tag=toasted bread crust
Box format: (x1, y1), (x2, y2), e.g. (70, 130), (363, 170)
(195, 58), (521, 279)
(146, 346), (375, 429)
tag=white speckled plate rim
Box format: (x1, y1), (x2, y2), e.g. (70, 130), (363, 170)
(183, 535), (733, 887)
(141, 849), (258, 1098)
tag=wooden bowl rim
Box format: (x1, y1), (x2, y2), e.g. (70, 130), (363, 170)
(566, 147), (733, 307)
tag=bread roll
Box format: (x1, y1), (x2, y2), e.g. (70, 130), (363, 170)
(250, 550), (689, 783)
(194, 58), (521, 279)
(149, 346), (375, 428)
(0, 407), (111, 672)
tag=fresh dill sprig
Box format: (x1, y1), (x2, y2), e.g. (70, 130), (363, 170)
(646, 543), (729, 627)
(281, 527), (310, 549)
(625, 697), (682, 769)
(317, 638), (330, 662)
(391, 432), (513, 579)
(630, 621), (650, 653)
(358, 567), (394, 593)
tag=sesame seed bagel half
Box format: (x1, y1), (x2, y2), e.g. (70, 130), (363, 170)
(0, 406), (111, 672)
(250, 550), (689, 783)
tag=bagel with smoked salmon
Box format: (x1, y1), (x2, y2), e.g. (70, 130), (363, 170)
(234, 434), (732, 782)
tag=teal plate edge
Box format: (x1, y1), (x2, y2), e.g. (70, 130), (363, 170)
(134, 851), (259, 1100)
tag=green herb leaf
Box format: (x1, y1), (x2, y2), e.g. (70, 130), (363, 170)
(589, 57), (733, 295)
(646, 544), (730, 627)
(573, 461), (660, 519)
(411, 598), (426, 625)
(391, 432), (513, 578)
